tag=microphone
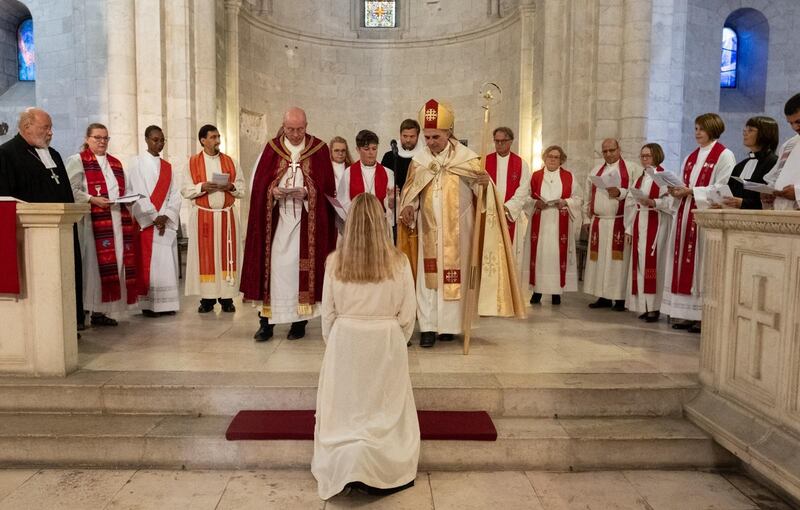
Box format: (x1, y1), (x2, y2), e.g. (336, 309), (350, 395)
(390, 139), (398, 154)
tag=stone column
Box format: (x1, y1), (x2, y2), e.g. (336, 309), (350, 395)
(517, 0), (538, 167)
(194, 0), (217, 127)
(106, 0), (139, 160)
(0, 203), (88, 376)
(164, 0), (194, 164)
(135, 0), (166, 146)
(224, 0), (242, 162)
(619, 0), (652, 152)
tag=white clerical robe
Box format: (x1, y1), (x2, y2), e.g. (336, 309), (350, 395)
(765, 134), (800, 210)
(337, 162), (396, 231)
(67, 153), (133, 313)
(661, 142), (736, 321)
(493, 153), (534, 288)
(623, 169), (674, 313)
(412, 144), (480, 334)
(128, 152), (181, 312)
(181, 152), (245, 300)
(582, 160), (640, 300)
(530, 168), (582, 295)
(332, 161), (346, 191)
(313, 254), (419, 500)
(269, 138), (321, 324)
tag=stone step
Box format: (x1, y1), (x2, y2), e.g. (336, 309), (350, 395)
(0, 413), (736, 471)
(0, 370), (699, 418)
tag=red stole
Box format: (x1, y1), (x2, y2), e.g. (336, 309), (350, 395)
(671, 143), (726, 295)
(136, 158), (172, 295)
(486, 152), (523, 241)
(589, 159), (629, 261)
(189, 152), (237, 283)
(81, 149), (138, 304)
(348, 161), (389, 209)
(631, 166), (663, 296)
(529, 168), (573, 288)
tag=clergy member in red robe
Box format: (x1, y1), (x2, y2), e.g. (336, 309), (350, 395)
(241, 107), (338, 342)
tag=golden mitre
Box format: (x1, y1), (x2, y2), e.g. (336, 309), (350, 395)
(418, 99), (454, 130)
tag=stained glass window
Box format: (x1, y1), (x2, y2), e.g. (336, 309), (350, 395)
(365, 1), (396, 28)
(720, 27), (737, 89)
(17, 19), (35, 81)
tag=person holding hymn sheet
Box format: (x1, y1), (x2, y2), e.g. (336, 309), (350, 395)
(128, 125), (181, 317)
(529, 145), (581, 305)
(662, 113), (736, 334)
(241, 107), (337, 342)
(623, 143), (672, 322)
(380, 118), (421, 195)
(181, 124), (245, 314)
(583, 138), (639, 311)
(328, 136), (353, 192)
(721, 117), (778, 210)
(67, 123), (139, 326)
(486, 126), (534, 289)
(398, 99), (523, 348)
(0, 108), (85, 332)
(764, 93), (800, 211)
(337, 129), (396, 231)
(312, 193), (418, 500)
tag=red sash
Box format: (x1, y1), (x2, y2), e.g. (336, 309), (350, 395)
(486, 152), (523, 241)
(136, 158), (172, 295)
(671, 143), (726, 295)
(529, 168), (572, 288)
(589, 159), (629, 261)
(348, 161), (389, 209)
(631, 166), (663, 295)
(189, 152), (237, 283)
(81, 149), (138, 304)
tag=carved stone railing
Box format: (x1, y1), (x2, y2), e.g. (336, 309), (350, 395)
(686, 210), (800, 502)
(0, 203), (88, 376)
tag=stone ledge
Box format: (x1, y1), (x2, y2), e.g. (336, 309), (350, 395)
(695, 210), (800, 234)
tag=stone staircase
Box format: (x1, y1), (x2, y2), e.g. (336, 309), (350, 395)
(0, 371), (737, 470)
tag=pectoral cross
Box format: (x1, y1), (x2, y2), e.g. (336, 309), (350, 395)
(49, 168), (60, 185)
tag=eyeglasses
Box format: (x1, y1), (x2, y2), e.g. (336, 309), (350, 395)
(640, 154), (653, 159)
(90, 136), (110, 142)
(493, 138), (511, 144)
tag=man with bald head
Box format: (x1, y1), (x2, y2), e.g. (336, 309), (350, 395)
(0, 107), (85, 329)
(241, 107), (337, 341)
(582, 138), (640, 311)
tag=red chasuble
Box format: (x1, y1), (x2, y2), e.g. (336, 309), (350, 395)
(529, 168), (573, 288)
(81, 149), (138, 304)
(589, 159), (629, 261)
(671, 143), (726, 295)
(348, 161), (389, 209)
(485, 152), (522, 241)
(631, 166), (663, 296)
(240, 135), (337, 312)
(136, 158), (172, 295)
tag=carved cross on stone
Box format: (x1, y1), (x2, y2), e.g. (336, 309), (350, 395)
(738, 274), (779, 380)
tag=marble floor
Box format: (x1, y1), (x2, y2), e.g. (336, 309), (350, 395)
(78, 290), (700, 374)
(0, 468), (789, 509)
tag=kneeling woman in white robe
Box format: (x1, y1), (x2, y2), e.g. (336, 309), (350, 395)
(312, 193), (419, 500)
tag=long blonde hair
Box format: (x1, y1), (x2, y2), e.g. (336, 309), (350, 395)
(334, 193), (404, 283)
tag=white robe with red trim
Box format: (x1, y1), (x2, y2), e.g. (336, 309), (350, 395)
(129, 152), (182, 312)
(493, 153), (534, 288)
(337, 161), (396, 231)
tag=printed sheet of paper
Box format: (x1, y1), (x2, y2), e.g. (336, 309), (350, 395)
(211, 172), (230, 185)
(114, 193), (144, 204)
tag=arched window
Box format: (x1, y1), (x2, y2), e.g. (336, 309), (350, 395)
(364, 1), (396, 28)
(17, 18), (35, 81)
(720, 27), (737, 88)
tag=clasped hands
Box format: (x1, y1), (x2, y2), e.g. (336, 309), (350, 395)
(534, 199), (567, 211)
(272, 186), (308, 200)
(202, 182), (235, 194)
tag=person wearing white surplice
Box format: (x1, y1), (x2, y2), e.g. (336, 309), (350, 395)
(67, 123), (139, 326)
(583, 138), (640, 311)
(328, 136), (353, 191)
(181, 124), (245, 314)
(312, 193), (419, 500)
(337, 129), (396, 232)
(486, 127), (534, 289)
(662, 113), (736, 334)
(624, 143), (673, 323)
(764, 93), (800, 211)
(529, 145), (581, 305)
(128, 125), (181, 316)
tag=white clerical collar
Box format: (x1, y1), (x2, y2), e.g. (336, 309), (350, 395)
(145, 152), (160, 161)
(699, 141), (716, 153)
(333, 161), (345, 171)
(360, 162), (376, 171)
(203, 151), (219, 159)
(284, 137), (305, 158)
(398, 143), (420, 159)
(35, 147), (56, 169)
(497, 152), (511, 160)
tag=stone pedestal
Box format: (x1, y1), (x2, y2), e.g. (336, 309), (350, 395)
(0, 203), (88, 376)
(687, 210), (800, 503)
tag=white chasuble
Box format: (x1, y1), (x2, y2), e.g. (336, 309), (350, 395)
(765, 134), (800, 210)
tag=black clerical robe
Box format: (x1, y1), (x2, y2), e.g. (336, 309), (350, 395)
(728, 149), (778, 210)
(0, 133), (85, 325)
(381, 151), (412, 192)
